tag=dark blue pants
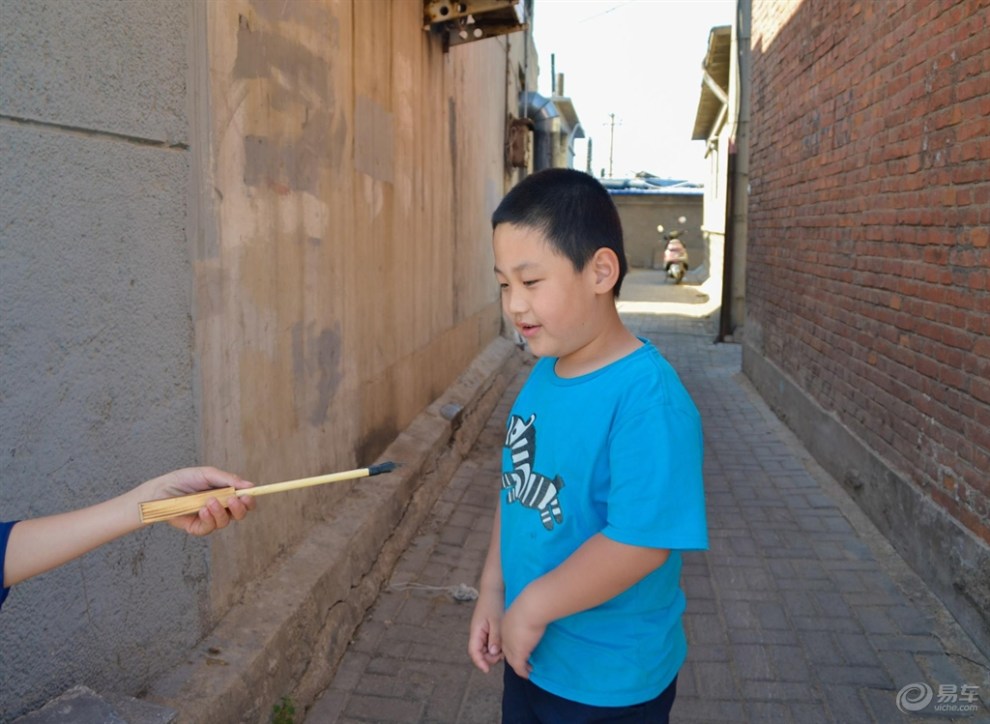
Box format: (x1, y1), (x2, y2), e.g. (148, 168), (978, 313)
(502, 665), (678, 724)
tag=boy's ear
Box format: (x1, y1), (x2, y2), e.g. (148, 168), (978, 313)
(589, 248), (620, 293)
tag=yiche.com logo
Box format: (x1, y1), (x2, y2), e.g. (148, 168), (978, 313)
(896, 683), (933, 713)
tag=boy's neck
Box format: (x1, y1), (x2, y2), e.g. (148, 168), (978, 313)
(553, 308), (643, 379)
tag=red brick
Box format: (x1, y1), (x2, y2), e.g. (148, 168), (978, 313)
(748, 0), (989, 540)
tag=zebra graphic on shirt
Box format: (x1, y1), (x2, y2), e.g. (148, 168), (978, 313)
(502, 413), (564, 530)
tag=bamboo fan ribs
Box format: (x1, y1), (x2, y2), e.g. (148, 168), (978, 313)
(139, 462), (399, 524)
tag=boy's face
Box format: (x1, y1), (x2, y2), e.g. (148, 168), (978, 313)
(493, 223), (603, 362)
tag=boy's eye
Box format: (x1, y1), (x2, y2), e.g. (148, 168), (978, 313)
(522, 279), (539, 287)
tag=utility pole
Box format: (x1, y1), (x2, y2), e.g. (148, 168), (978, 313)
(606, 113), (621, 178)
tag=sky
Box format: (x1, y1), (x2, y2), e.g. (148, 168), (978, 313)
(530, 0), (735, 182)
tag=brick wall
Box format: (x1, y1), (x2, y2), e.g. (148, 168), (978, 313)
(745, 0), (989, 546)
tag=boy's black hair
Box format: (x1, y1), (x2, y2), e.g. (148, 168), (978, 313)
(492, 168), (628, 297)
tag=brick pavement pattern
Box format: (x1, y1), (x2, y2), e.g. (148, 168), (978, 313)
(305, 296), (989, 723)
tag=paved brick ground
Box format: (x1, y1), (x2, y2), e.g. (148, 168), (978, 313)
(304, 273), (989, 724)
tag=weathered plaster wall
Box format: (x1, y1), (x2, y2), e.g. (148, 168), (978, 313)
(0, 0), (204, 715)
(196, 0), (511, 611)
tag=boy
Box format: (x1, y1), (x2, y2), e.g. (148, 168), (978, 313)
(468, 168), (707, 723)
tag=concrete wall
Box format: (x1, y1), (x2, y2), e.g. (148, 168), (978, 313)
(699, 108), (734, 316)
(610, 192), (704, 272)
(0, 0), (207, 713)
(743, 0), (989, 657)
(1, 0), (534, 717)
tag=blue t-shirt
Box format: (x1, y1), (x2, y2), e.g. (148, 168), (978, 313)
(500, 339), (707, 706)
(1, 520), (18, 610)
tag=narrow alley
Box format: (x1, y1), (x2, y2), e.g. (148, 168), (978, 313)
(299, 271), (989, 723)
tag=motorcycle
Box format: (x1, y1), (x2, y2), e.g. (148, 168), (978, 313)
(658, 224), (689, 284)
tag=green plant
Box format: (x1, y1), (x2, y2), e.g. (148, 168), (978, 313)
(271, 695), (296, 724)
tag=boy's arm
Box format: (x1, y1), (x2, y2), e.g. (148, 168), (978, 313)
(3, 467), (253, 588)
(501, 532), (669, 678)
(468, 502), (506, 673)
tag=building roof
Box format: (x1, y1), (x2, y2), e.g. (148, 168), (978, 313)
(602, 177), (703, 196)
(692, 25), (732, 141)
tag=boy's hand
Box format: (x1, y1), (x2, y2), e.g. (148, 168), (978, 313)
(500, 596), (547, 679)
(468, 587), (505, 673)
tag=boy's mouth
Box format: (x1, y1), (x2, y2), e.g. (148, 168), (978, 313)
(517, 323), (540, 338)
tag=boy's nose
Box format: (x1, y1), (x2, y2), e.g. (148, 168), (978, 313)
(504, 288), (527, 315)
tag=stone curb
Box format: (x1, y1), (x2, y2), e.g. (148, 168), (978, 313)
(143, 336), (526, 723)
